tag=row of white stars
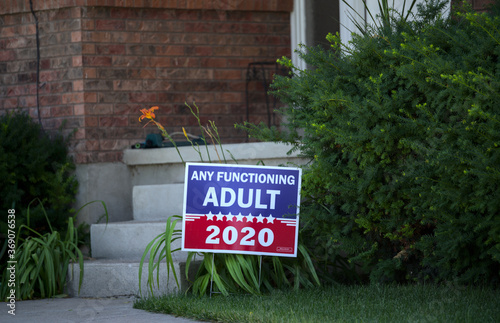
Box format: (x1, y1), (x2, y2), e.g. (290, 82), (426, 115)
(205, 211), (275, 224)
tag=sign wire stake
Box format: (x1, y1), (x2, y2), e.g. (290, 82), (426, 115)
(210, 253), (215, 298)
(258, 255), (262, 289)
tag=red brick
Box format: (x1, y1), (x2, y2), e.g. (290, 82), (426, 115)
(140, 33), (173, 44)
(126, 44), (155, 56)
(74, 152), (90, 164)
(113, 80), (144, 91)
(96, 44), (126, 55)
(216, 92), (243, 103)
(143, 57), (173, 67)
(200, 57), (227, 68)
(129, 92), (157, 103)
(84, 79), (113, 91)
(82, 56), (112, 66)
(48, 82), (73, 93)
(1, 98), (18, 109)
(100, 116), (129, 127)
(71, 6), (82, 19)
(214, 69), (243, 80)
(43, 118), (64, 129)
(82, 44), (96, 54)
(114, 104), (143, 115)
(226, 11), (253, 21)
(96, 151), (123, 163)
(112, 55), (141, 66)
(99, 139), (129, 150)
(142, 80), (173, 91)
(148, 0), (162, 8)
(185, 45), (212, 56)
(18, 95), (37, 107)
(276, 0), (294, 12)
(85, 116), (99, 127)
(62, 92), (84, 104)
(84, 92), (98, 103)
(155, 20), (184, 32)
(40, 95), (62, 106)
(95, 19), (126, 30)
(0, 50), (16, 61)
(6, 85), (28, 96)
(74, 104), (85, 115)
(184, 92), (215, 103)
(177, 10), (200, 20)
(109, 7), (141, 19)
(226, 58), (255, 68)
(51, 106), (74, 117)
(185, 22), (213, 33)
(72, 56), (83, 67)
(173, 57), (200, 67)
(86, 140), (100, 151)
(216, 23), (242, 33)
(83, 68), (97, 78)
(73, 80), (84, 91)
(155, 45), (185, 56)
(138, 69), (156, 79)
(81, 19), (95, 30)
(85, 104), (114, 115)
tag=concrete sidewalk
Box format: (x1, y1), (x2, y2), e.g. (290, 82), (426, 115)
(0, 296), (200, 323)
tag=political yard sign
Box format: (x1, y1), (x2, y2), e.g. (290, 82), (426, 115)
(182, 163), (302, 257)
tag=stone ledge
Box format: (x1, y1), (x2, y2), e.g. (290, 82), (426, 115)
(123, 142), (302, 166)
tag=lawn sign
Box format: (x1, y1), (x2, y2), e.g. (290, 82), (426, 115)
(181, 163), (301, 257)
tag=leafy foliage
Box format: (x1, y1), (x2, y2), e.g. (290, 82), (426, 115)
(244, 0), (500, 285)
(140, 215), (320, 297)
(185, 236), (319, 296)
(0, 199), (108, 300)
(0, 111), (82, 291)
(139, 215), (183, 296)
(0, 111), (78, 234)
(2, 202), (72, 299)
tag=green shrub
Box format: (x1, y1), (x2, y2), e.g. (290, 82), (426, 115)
(0, 111), (78, 232)
(0, 111), (79, 283)
(242, 0), (500, 285)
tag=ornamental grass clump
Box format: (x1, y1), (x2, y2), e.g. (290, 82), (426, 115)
(0, 199), (107, 300)
(241, 0), (500, 285)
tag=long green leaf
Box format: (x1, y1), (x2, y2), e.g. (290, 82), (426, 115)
(138, 215), (183, 297)
(298, 244), (321, 287)
(225, 255), (257, 295)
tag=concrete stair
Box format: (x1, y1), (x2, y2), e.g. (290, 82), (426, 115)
(66, 183), (191, 297)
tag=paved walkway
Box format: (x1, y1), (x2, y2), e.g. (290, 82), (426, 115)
(0, 296), (200, 323)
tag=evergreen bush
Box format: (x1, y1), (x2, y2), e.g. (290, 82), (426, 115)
(0, 111), (79, 281)
(243, 0), (500, 285)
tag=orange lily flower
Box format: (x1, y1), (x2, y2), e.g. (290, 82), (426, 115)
(138, 106), (159, 122)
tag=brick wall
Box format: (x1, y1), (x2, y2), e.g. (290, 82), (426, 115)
(451, 0), (495, 11)
(1, 0), (293, 163)
(0, 6), (85, 139)
(471, 0), (495, 11)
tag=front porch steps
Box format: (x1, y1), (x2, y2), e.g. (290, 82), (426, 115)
(66, 184), (190, 298)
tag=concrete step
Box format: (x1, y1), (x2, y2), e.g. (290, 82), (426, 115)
(133, 184), (185, 221)
(66, 258), (192, 298)
(90, 220), (188, 261)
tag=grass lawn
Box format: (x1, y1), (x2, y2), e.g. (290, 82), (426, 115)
(134, 284), (500, 322)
